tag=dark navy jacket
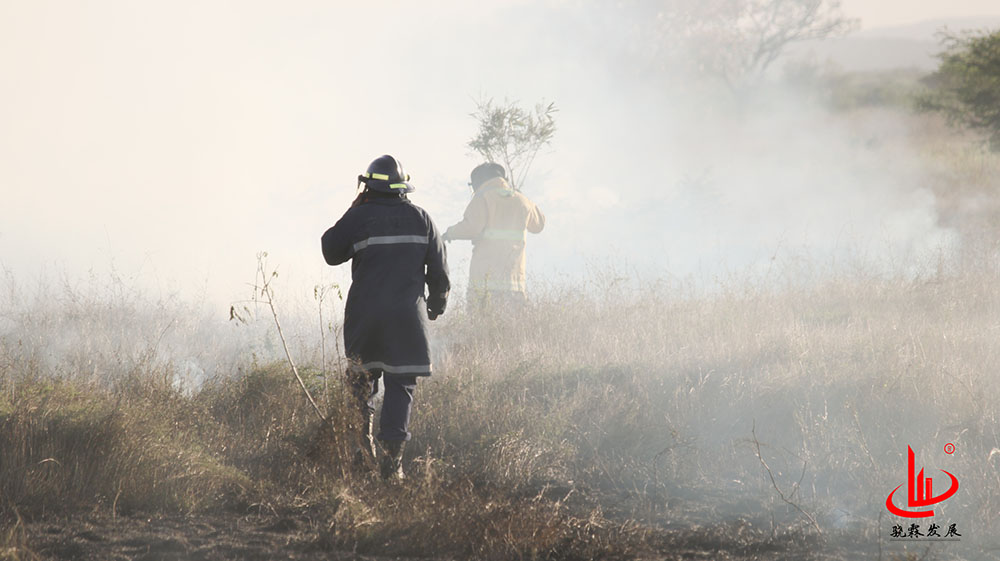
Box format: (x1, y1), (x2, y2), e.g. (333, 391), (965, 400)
(321, 195), (449, 376)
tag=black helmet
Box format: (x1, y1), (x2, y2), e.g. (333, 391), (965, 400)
(358, 154), (414, 193)
(470, 162), (506, 190)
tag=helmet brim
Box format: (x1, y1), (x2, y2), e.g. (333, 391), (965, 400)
(362, 178), (415, 194)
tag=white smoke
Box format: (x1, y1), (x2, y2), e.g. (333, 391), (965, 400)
(0, 1), (961, 303)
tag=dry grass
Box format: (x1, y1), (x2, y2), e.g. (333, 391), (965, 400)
(3, 258), (999, 558)
(2, 111), (1000, 560)
(0, 376), (251, 519)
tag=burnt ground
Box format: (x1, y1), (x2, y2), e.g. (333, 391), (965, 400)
(19, 512), (862, 561)
(25, 513), (351, 561)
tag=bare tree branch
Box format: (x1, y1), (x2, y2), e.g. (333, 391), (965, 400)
(468, 97), (557, 192)
(256, 253), (327, 424)
(632, 0), (858, 90)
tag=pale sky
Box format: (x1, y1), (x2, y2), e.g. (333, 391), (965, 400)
(841, 0), (1000, 28)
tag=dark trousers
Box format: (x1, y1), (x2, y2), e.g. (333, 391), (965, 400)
(350, 369), (416, 441)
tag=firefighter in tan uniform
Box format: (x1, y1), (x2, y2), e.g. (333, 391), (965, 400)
(443, 163), (545, 309)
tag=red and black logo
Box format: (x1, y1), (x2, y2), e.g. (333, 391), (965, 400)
(886, 445), (959, 519)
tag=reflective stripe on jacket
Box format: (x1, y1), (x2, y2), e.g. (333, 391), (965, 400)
(322, 196), (449, 376)
(444, 177), (545, 294)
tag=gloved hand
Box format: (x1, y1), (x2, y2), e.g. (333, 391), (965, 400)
(427, 308), (442, 321)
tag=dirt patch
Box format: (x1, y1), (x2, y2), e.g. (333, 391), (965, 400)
(20, 511), (848, 561)
(25, 513), (377, 561)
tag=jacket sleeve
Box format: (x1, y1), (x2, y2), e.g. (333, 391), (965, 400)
(321, 210), (355, 266)
(527, 201), (545, 234)
(424, 214), (450, 315)
(445, 194), (488, 240)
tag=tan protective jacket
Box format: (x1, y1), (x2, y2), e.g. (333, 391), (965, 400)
(445, 177), (545, 293)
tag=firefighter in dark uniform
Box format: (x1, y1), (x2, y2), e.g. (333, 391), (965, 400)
(321, 154), (449, 480)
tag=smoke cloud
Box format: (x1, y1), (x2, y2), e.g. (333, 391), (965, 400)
(0, 1), (958, 303)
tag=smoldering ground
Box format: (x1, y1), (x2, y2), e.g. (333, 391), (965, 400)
(2, 1), (999, 560)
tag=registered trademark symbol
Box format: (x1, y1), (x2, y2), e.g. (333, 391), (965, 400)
(944, 443), (956, 455)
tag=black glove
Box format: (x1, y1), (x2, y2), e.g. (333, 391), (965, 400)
(427, 292), (447, 321)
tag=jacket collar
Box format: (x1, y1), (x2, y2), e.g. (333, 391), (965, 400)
(366, 194), (408, 205)
(478, 176), (513, 193)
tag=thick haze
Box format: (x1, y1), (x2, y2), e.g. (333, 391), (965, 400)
(0, 1), (993, 307)
(841, 0), (1000, 28)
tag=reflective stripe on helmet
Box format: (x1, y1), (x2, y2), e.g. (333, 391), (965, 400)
(389, 183), (409, 189)
(352, 234), (428, 254)
(365, 172), (390, 180)
(480, 228), (525, 242)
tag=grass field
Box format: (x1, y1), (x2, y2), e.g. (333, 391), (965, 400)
(1, 109), (999, 560)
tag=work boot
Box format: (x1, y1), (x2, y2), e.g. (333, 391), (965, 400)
(353, 413), (377, 471)
(379, 440), (406, 481)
